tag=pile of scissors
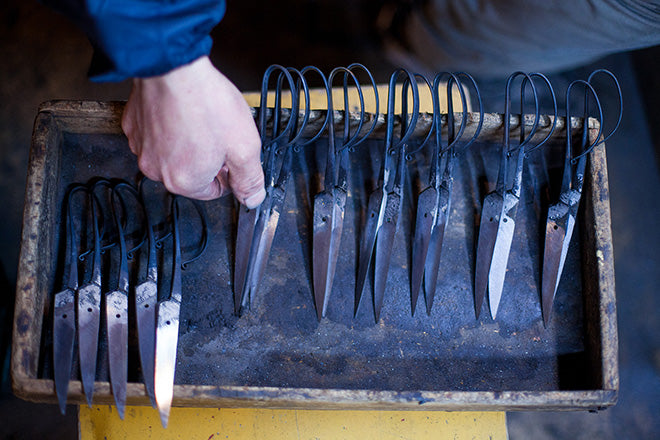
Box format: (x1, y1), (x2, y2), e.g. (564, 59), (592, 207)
(52, 178), (208, 427)
(236, 65), (622, 325)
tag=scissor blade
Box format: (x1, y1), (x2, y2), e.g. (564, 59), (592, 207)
(245, 187), (285, 301)
(488, 193), (518, 319)
(410, 186), (437, 315)
(154, 298), (181, 429)
(106, 290), (128, 419)
(135, 280), (157, 406)
(373, 193), (401, 322)
(312, 191), (333, 319)
(423, 217), (447, 315)
(234, 206), (257, 314)
(423, 185), (451, 315)
(77, 283), (101, 407)
(474, 192), (503, 318)
(541, 202), (569, 326)
(355, 189), (384, 315)
(53, 289), (75, 414)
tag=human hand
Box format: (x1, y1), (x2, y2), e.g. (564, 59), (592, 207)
(122, 56), (265, 207)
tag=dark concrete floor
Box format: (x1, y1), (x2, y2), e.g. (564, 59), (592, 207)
(1, 1), (659, 438)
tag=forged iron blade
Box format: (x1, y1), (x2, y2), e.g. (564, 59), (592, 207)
(422, 185), (451, 315)
(355, 189), (384, 316)
(135, 280), (157, 406)
(325, 189), (346, 316)
(410, 186), (437, 315)
(488, 194), (518, 320)
(53, 289), (75, 414)
(312, 191), (333, 320)
(155, 298), (181, 429)
(474, 192), (503, 318)
(541, 204), (568, 326)
(77, 282), (101, 407)
(106, 291), (128, 419)
(423, 215), (447, 315)
(234, 206), (257, 314)
(373, 193), (401, 322)
(244, 187), (286, 304)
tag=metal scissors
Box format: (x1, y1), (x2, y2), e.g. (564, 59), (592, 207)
(76, 180), (106, 407)
(410, 72), (483, 315)
(53, 184), (88, 414)
(541, 70), (621, 325)
(134, 177), (172, 407)
(233, 65), (304, 314)
(313, 64), (379, 320)
(155, 195), (208, 428)
(355, 69), (421, 321)
(105, 181), (146, 419)
(474, 72), (557, 319)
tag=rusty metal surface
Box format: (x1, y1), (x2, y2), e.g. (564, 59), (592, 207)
(12, 102), (617, 410)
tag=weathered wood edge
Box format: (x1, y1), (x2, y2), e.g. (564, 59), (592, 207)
(12, 111), (60, 397)
(16, 377), (617, 411)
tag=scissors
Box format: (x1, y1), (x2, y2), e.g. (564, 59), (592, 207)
(155, 195), (208, 428)
(233, 65), (304, 314)
(53, 184), (88, 414)
(105, 181), (146, 419)
(354, 69), (421, 321)
(474, 72), (557, 319)
(410, 72), (483, 315)
(76, 180), (106, 407)
(313, 64), (379, 320)
(134, 178), (172, 407)
(541, 70), (621, 325)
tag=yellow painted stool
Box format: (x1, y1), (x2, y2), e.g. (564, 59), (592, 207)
(80, 406), (507, 439)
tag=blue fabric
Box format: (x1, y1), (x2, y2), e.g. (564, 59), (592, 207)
(42, 0), (226, 82)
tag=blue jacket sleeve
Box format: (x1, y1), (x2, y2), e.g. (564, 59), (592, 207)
(42, 0), (226, 82)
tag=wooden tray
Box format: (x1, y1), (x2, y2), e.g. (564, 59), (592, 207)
(12, 100), (617, 411)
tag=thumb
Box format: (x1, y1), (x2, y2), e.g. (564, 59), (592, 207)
(225, 146), (266, 209)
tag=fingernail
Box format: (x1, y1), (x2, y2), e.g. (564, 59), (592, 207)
(243, 187), (266, 209)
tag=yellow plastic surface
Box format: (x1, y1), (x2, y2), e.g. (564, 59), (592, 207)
(80, 405), (507, 440)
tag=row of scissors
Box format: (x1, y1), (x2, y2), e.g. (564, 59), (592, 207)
(235, 65), (622, 326)
(52, 178), (207, 427)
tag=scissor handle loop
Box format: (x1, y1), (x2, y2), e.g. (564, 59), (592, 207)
(279, 67), (311, 150)
(170, 196), (209, 270)
(258, 65), (298, 151)
(386, 68), (420, 156)
(345, 63), (380, 152)
(504, 71), (540, 155)
(453, 72), (484, 155)
(566, 79), (604, 164)
(587, 69), (623, 147)
(523, 73), (558, 156)
(294, 65), (331, 149)
(111, 181), (147, 260)
(405, 73), (435, 160)
(327, 66), (366, 153)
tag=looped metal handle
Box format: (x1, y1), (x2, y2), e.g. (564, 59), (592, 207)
(565, 80), (604, 164)
(344, 63), (380, 152)
(503, 71), (540, 155)
(385, 68), (420, 155)
(522, 73), (558, 156)
(405, 73), (434, 160)
(327, 66), (366, 153)
(170, 196), (209, 270)
(587, 69), (623, 148)
(294, 66), (331, 149)
(258, 65), (299, 152)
